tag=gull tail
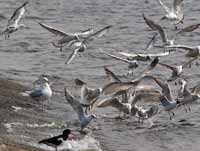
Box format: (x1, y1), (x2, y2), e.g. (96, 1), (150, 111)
(20, 92), (29, 97)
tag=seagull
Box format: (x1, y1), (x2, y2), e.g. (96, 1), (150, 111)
(147, 76), (180, 120)
(158, 57), (198, 81)
(39, 129), (74, 151)
(64, 88), (96, 133)
(1, 2), (28, 39)
(102, 57), (159, 96)
(21, 77), (52, 106)
(96, 88), (139, 117)
(100, 50), (139, 75)
(74, 78), (102, 114)
(165, 45), (200, 57)
(159, 95), (180, 120)
(177, 79), (200, 112)
(65, 25), (112, 65)
(157, 0), (184, 25)
(143, 14), (175, 46)
(136, 105), (159, 123)
(39, 22), (94, 52)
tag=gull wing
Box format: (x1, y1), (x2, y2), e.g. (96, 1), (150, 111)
(176, 23), (200, 35)
(101, 50), (133, 64)
(76, 28), (94, 36)
(157, 0), (171, 14)
(104, 67), (121, 82)
(148, 76), (173, 101)
(84, 25), (112, 43)
(182, 57), (199, 68)
(141, 57), (159, 75)
(64, 88), (85, 121)
(173, 0), (184, 23)
(39, 23), (69, 37)
(118, 51), (170, 57)
(29, 89), (43, 98)
(165, 45), (194, 51)
(144, 33), (158, 50)
(96, 97), (120, 108)
(8, 2), (28, 26)
(143, 14), (168, 44)
(65, 47), (80, 65)
(158, 62), (176, 71)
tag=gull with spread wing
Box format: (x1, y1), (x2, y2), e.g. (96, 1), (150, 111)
(1, 2), (28, 39)
(65, 25), (112, 65)
(100, 50), (139, 75)
(102, 57), (159, 96)
(147, 76), (180, 120)
(74, 78), (102, 114)
(158, 57), (198, 81)
(64, 88), (96, 133)
(39, 22), (93, 52)
(157, 0), (184, 25)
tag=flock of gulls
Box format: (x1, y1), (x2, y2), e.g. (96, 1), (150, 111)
(1, 0), (200, 150)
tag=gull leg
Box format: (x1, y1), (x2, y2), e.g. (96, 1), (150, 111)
(168, 112), (172, 120)
(172, 112), (175, 116)
(184, 105), (188, 113)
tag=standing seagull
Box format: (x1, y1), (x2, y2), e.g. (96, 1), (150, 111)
(39, 22), (94, 52)
(64, 88), (96, 133)
(157, 0), (184, 25)
(65, 25), (112, 64)
(1, 2), (28, 39)
(21, 77), (52, 108)
(39, 129), (74, 151)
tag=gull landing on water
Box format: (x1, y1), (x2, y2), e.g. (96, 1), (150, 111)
(39, 22), (94, 52)
(157, 0), (184, 25)
(64, 88), (96, 133)
(1, 2), (28, 40)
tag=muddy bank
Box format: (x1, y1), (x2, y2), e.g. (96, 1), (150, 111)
(0, 78), (46, 150)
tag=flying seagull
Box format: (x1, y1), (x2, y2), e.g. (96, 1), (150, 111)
(1, 2), (28, 39)
(157, 0), (184, 25)
(39, 22), (94, 52)
(158, 57), (198, 81)
(65, 25), (112, 65)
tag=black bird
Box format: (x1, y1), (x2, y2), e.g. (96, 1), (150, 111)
(38, 129), (74, 151)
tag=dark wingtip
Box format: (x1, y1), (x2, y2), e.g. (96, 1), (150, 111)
(74, 78), (86, 86)
(23, 1), (29, 6)
(151, 56), (159, 67)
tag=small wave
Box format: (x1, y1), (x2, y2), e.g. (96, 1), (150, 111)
(59, 135), (102, 151)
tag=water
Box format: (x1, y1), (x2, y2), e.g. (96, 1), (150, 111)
(0, 0), (200, 150)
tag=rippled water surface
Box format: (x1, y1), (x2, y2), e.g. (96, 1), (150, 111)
(0, 0), (200, 151)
